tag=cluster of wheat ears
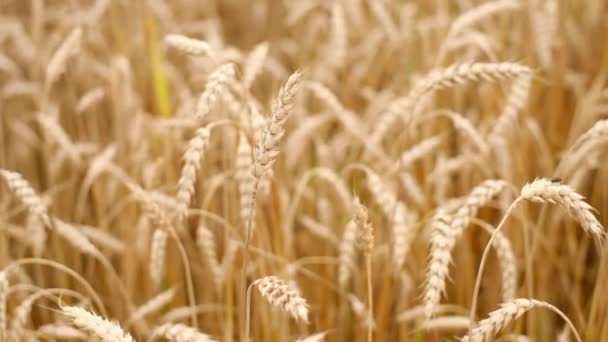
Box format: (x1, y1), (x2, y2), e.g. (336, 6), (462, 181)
(1, 0), (608, 341)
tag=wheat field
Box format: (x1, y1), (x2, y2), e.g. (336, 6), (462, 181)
(1, 0), (608, 341)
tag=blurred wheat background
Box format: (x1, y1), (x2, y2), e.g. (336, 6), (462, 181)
(1, 0), (608, 341)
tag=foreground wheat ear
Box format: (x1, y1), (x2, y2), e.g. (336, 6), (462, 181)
(424, 179), (509, 319)
(461, 298), (581, 342)
(469, 177), (606, 331)
(241, 70), (304, 323)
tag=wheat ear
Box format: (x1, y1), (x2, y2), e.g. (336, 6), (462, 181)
(252, 71), (303, 180)
(365, 170), (415, 271)
(462, 298), (580, 342)
(45, 26), (83, 90)
(296, 331), (331, 342)
(243, 42), (269, 88)
(520, 178), (604, 240)
(194, 63), (236, 121)
(128, 288), (176, 325)
(252, 275), (310, 323)
(196, 223), (223, 291)
(0, 169), (51, 227)
(338, 220), (358, 289)
(327, 3), (347, 71)
(152, 323), (217, 341)
(353, 197), (374, 342)
(236, 133), (256, 234)
(61, 305), (135, 342)
(165, 34), (216, 59)
(469, 178), (603, 334)
(241, 71), (303, 322)
(37, 324), (87, 339)
(0, 271), (7, 341)
(149, 228), (169, 289)
(424, 180), (508, 319)
(371, 62), (531, 148)
(176, 127), (211, 217)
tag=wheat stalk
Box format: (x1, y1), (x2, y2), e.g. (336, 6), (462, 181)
(61, 305), (134, 342)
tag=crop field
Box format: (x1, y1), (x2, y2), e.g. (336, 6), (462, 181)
(1, 0), (608, 341)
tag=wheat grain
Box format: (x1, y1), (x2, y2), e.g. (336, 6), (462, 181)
(61, 305), (134, 342)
